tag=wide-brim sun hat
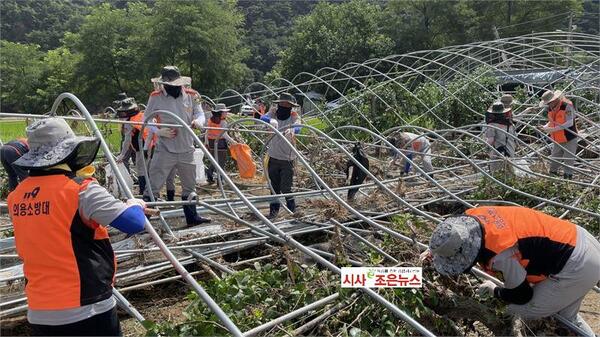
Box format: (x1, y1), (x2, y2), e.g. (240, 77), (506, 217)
(273, 92), (299, 107)
(151, 66), (191, 87)
(429, 215), (483, 276)
(487, 101), (511, 114)
(13, 117), (100, 170)
(539, 90), (563, 107)
(211, 103), (231, 113)
(116, 97), (139, 118)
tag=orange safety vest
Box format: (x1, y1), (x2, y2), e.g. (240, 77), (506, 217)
(129, 111), (156, 150)
(207, 118), (224, 140)
(466, 206), (577, 284)
(548, 98), (577, 144)
(7, 173), (116, 310)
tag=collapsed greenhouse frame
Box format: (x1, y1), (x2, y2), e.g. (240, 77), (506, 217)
(1, 32), (599, 336)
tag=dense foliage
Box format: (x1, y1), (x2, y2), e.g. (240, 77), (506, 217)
(0, 0), (596, 113)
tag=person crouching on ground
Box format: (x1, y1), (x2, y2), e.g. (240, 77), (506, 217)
(7, 117), (147, 336)
(422, 206), (600, 336)
(1, 138), (29, 191)
(389, 132), (434, 177)
(260, 93), (301, 219)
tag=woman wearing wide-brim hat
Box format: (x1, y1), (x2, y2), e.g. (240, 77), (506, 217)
(537, 90), (579, 179)
(485, 101), (516, 174)
(7, 117), (147, 336)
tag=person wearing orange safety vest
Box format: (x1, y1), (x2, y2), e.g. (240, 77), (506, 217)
(115, 97), (156, 195)
(422, 206), (599, 336)
(538, 90), (579, 179)
(205, 103), (236, 184)
(7, 118), (147, 336)
(1, 138), (29, 191)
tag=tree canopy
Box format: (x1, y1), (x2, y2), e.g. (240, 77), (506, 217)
(0, 0), (596, 113)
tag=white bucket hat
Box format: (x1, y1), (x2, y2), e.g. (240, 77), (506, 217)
(539, 90), (563, 107)
(13, 118), (100, 170)
(429, 215), (483, 276)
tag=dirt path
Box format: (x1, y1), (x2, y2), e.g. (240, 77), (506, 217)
(581, 291), (600, 334)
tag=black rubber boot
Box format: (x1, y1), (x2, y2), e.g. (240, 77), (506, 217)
(182, 195), (211, 226)
(286, 198), (296, 213)
(563, 173), (573, 179)
(138, 176), (146, 196)
(166, 190), (175, 201)
(267, 203), (280, 219)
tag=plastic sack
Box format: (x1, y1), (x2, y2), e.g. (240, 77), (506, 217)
(229, 143), (256, 179)
(194, 148), (206, 183)
(104, 162), (133, 198)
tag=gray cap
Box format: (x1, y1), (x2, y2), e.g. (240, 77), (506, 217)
(429, 215), (483, 276)
(13, 118), (98, 169)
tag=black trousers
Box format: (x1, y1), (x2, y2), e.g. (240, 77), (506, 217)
(206, 139), (228, 182)
(0, 144), (29, 191)
(268, 157), (294, 208)
(31, 306), (121, 336)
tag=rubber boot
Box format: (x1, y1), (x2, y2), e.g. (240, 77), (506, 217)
(286, 198), (296, 213)
(138, 176), (146, 196)
(166, 190), (175, 201)
(563, 173), (573, 179)
(267, 203), (280, 219)
(182, 194), (211, 226)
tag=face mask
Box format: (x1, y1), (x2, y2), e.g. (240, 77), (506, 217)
(164, 85), (182, 98)
(276, 106), (292, 120)
(210, 112), (222, 124)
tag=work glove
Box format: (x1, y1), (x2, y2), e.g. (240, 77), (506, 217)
(270, 119), (279, 129)
(157, 127), (177, 138)
(419, 249), (432, 264)
(477, 280), (497, 298)
(126, 198), (147, 210)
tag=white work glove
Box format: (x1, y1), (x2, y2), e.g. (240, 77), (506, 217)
(126, 198), (146, 209)
(157, 127), (177, 138)
(419, 249), (432, 264)
(270, 119), (279, 129)
(477, 280), (497, 298)
(191, 119), (203, 129)
(284, 128), (294, 140)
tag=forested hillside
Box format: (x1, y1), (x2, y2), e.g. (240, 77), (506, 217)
(1, 0), (598, 112)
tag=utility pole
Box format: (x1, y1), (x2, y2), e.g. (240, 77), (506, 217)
(567, 12), (573, 67)
(493, 26), (508, 63)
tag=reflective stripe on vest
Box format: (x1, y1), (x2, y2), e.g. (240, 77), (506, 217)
(548, 98), (577, 144)
(207, 119), (224, 140)
(466, 206), (577, 284)
(7, 175), (115, 310)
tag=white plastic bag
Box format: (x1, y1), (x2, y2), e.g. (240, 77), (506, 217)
(105, 162), (134, 198)
(194, 148), (206, 184)
(513, 159), (534, 178)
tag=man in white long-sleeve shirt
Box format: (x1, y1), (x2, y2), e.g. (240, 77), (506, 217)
(535, 90), (579, 179)
(143, 66), (210, 225)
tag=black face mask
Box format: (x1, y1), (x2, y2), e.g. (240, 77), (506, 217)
(276, 106), (292, 120)
(164, 85), (182, 98)
(210, 111), (222, 124)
